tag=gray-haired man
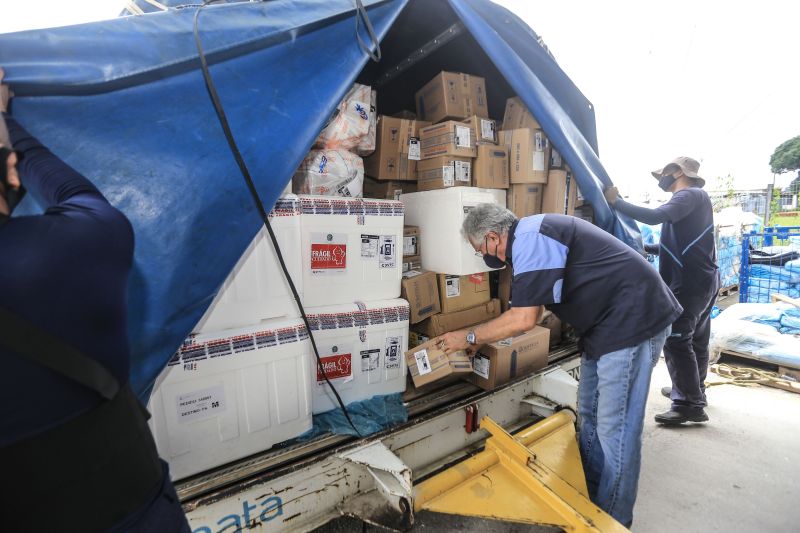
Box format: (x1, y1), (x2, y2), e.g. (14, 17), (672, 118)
(438, 204), (682, 527)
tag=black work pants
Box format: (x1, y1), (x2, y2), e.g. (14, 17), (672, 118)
(664, 279), (718, 411)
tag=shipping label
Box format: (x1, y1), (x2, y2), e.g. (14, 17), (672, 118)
(445, 275), (461, 298)
(551, 149), (563, 168)
(473, 354), (490, 379)
(442, 166), (455, 187)
(379, 235), (396, 269)
(403, 235), (417, 256)
(385, 336), (402, 369)
(533, 131), (546, 171)
(455, 125), (472, 148)
(311, 233), (347, 274)
(454, 160), (471, 182)
(414, 349), (432, 375)
(176, 384), (226, 423)
(393, 189), (403, 201)
(361, 349), (380, 373)
(316, 353), (353, 383)
(361, 234), (379, 258)
(480, 119), (496, 142)
(408, 137), (421, 160)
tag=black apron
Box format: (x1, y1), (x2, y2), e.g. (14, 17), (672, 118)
(0, 306), (164, 532)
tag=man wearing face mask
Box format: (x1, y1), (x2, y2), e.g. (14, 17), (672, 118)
(604, 157), (718, 426)
(438, 203), (682, 527)
(0, 70), (189, 531)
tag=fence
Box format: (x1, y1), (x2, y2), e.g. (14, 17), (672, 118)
(739, 226), (800, 303)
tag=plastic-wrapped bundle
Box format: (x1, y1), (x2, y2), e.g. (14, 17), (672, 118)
(786, 259), (800, 274)
(709, 317), (800, 367)
(637, 222), (661, 271)
(314, 83), (374, 151)
(749, 264), (800, 284)
(747, 285), (800, 303)
(292, 149), (364, 197)
(716, 231), (741, 288)
(355, 89), (377, 156)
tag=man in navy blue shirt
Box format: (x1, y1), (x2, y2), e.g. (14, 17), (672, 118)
(0, 71), (189, 532)
(439, 204), (682, 527)
(605, 157), (719, 425)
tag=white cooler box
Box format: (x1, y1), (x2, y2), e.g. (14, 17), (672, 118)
(305, 298), (409, 414)
(194, 196), (302, 334)
(299, 196), (404, 307)
(149, 317), (313, 480)
(400, 187), (506, 275)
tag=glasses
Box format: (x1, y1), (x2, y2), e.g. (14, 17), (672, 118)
(474, 236), (488, 257)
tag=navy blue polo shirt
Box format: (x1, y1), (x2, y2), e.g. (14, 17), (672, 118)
(655, 187), (718, 301)
(508, 214), (682, 358)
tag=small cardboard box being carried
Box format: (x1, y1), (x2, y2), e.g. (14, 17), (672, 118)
(468, 326), (549, 390)
(415, 71), (489, 124)
(405, 338), (473, 388)
(364, 116), (430, 181)
(500, 128), (550, 184)
(502, 96), (541, 130)
(438, 273), (490, 314)
(419, 121), (478, 159)
(401, 270), (441, 324)
(416, 156), (472, 191)
(403, 226), (421, 258)
(363, 177), (417, 200)
(542, 169), (578, 215)
(412, 298), (501, 338)
(473, 145), (509, 189)
(506, 183), (543, 218)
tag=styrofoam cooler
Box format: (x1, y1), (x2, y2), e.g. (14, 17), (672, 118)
(305, 298), (409, 414)
(299, 195), (404, 307)
(148, 317), (313, 480)
(400, 187), (506, 275)
(193, 196), (302, 334)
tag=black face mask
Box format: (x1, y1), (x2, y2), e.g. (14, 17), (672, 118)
(482, 236), (510, 269)
(658, 174), (677, 192)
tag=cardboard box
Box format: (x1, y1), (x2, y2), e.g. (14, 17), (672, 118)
(402, 257), (422, 273)
(468, 327), (549, 390)
(542, 169), (578, 215)
(420, 121), (478, 159)
(461, 115), (498, 145)
(415, 71), (489, 124)
(416, 156), (472, 191)
(438, 273), (491, 313)
(502, 96), (541, 130)
(403, 226), (421, 257)
(405, 338), (473, 388)
(473, 145), (509, 189)
(503, 128), (550, 184)
(401, 270), (441, 324)
(539, 310), (562, 347)
(363, 177), (417, 200)
(412, 298), (501, 338)
(506, 183), (543, 218)
(364, 116), (429, 181)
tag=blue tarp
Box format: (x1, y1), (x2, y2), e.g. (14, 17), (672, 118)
(0, 0), (641, 399)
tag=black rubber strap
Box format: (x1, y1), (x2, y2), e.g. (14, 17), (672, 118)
(0, 306), (120, 400)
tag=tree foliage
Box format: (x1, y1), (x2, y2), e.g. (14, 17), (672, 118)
(770, 135), (800, 174)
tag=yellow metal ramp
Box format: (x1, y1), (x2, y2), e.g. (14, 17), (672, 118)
(414, 412), (628, 532)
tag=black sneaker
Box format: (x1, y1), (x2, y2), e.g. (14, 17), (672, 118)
(654, 409), (709, 425)
(660, 386), (671, 398)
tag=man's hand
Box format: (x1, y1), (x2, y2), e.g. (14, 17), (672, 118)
(604, 186), (620, 206)
(437, 330), (470, 355)
(0, 68), (11, 114)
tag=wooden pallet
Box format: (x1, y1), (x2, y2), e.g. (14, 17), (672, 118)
(718, 284), (738, 297)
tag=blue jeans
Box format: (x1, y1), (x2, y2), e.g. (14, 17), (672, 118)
(578, 327), (669, 527)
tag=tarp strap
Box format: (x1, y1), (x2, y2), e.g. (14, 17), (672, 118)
(355, 0), (382, 62)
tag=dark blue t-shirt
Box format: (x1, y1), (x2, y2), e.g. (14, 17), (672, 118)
(655, 187), (718, 302)
(0, 116), (134, 446)
(509, 214), (682, 358)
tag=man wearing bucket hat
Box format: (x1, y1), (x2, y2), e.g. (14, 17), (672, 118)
(604, 157), (719, 425)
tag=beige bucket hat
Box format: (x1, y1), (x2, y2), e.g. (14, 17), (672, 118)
(651, 156), (705, 188)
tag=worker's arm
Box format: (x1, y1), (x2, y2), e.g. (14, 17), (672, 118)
(612, 198), (670, 225)
(438, 306), (541, 354)
(3, 113), (105, 210)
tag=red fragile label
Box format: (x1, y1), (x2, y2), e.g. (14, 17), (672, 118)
(317, 354), (352, 382)
(469, 273), (485, 284)
(311, 243), (347, 270)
